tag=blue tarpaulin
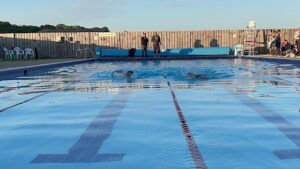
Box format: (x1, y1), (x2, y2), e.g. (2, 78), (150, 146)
(100, 47), (231, 57)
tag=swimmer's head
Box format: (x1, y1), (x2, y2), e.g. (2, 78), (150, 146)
(187, 72), (194, 78)
(127, 71), (134, 77)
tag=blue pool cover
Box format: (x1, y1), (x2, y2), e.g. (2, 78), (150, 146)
(100, 47), (231, 57)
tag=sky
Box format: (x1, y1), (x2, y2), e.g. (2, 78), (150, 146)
(0, 0), (299, 32)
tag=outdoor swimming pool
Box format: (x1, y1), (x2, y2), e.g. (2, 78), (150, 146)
(0, 59), (299, 169)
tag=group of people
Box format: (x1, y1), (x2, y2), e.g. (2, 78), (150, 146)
(268, 28), (300, 57)
(141, 33), (161, 57)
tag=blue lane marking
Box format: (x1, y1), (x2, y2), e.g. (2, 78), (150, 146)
(31, 91), (131, 163)
(231, 91), (300, 159)
(273, 149), (300, 159)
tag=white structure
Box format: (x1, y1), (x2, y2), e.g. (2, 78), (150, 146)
(234, 44), (244, 56)
(13, 47), (25, 59)
(247, 21), (256, 28)
(3, 47), (14, 60)
(25, 48), (35, 59)
(244, 21), (257, 55)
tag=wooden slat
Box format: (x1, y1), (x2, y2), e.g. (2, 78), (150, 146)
(0, 28), (298, 57)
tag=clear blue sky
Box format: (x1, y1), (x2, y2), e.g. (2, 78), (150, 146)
(0, 0), (299, 32)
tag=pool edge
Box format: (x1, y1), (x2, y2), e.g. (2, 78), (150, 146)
(0, 59), (95, 80)
(242, 56), (300, 66)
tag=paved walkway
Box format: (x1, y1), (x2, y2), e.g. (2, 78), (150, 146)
(0, 59), (82, 70)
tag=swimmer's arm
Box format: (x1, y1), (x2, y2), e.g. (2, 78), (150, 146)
(112, 70), (123, 77)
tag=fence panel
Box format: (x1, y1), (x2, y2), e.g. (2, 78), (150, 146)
(0, 29), (298, 58)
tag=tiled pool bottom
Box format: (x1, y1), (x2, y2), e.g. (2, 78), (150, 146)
(0, 59), (300, 169)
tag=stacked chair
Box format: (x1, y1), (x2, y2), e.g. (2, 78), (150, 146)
(2, 47), (35, 60)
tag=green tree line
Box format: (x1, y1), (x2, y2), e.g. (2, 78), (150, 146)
(0, 21), (110, 33)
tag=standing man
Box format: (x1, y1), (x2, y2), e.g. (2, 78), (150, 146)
(294, 28), (300, 55)
(151, 33), (161, 57)
(275, 30), (281, 56)
(141, 33), (149, 57)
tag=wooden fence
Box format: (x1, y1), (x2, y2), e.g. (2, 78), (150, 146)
(0, 29), (297, 58)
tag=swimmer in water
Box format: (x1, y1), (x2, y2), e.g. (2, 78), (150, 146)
(112, 70), (134, 78)
(187, 72), (207, 79)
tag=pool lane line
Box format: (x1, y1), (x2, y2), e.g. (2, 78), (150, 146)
(0, 84), (69, 113)
(167, 81), (208, 169)
(229, 89), (300, 159)
(239, 66), (300, 86)
(272, 76), (299, 85)
(31, 90), (131, 163)
(0, 92), (48, 113)
(238, 67), (300, 98)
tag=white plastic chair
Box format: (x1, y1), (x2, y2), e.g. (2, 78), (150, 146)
(14, 47), (25, 59)
(234, 44), (244, 56)
(3, 47), (14, 60)
(25, 48), (35, 59)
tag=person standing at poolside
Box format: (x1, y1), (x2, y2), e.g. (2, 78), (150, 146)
(268, 30), (277, 55)
(294, 28), (300, 55)
(275, 30), (282, 56)
(141, 33), (149, 57)
(151, 33), (161, 57)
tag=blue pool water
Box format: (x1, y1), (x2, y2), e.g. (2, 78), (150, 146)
(0, 59), (300, 169)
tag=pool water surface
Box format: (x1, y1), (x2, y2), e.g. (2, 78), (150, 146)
(0, 59), (299, 169)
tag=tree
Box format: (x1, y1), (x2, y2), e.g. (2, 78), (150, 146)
(0, 21), (110, 33)
(0, 21), (11, 27)
(40, 24), (56, 30)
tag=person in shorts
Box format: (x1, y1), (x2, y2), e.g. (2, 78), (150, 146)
(151, 33), (161, 57)
(141, 33), (149, 57)
(275, 30), (282, 56)
(268, 30), (277, 55)
(294, 28), (300, 55)
(268, 31), (277, 49)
